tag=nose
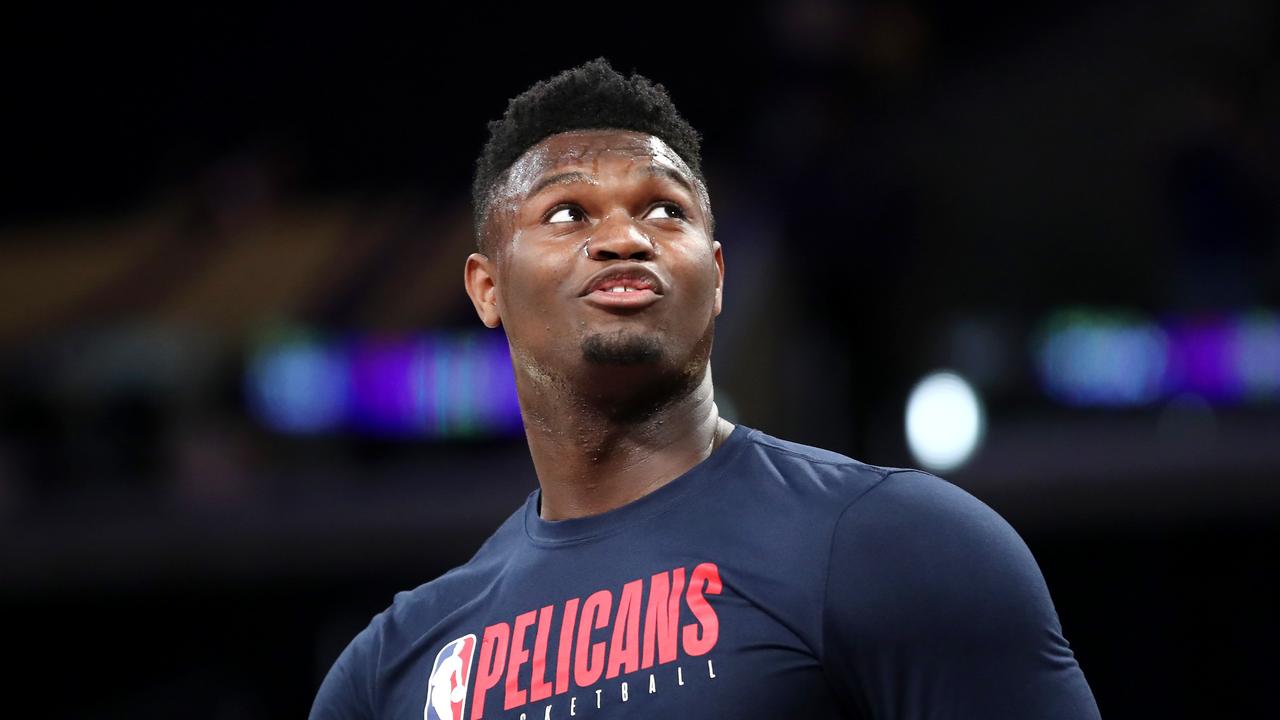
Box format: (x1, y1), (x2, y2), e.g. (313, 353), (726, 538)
(585, 213), (654, 261)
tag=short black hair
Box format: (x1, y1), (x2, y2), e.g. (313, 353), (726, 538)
(471, 57), (709, 252)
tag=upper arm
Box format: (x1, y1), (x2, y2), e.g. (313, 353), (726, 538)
(821, 470), (1099, 720)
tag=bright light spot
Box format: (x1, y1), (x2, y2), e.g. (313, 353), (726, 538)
(905, 370), (985, 472)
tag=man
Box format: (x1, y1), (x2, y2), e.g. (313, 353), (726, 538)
(311, 58), (1100, 719)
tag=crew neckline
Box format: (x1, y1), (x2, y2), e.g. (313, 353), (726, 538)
(524, 423), (753, 546)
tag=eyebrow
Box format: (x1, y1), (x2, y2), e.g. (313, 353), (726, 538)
(525, 170), (598, 199)
(642, 164), (699, 197)
(525, 164), (698, 200)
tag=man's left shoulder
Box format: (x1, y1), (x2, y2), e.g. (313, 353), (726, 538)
(737, 426), (914, 506)
(736, 428), (1019, 546)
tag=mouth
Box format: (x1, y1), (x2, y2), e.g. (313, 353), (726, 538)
(579, 267), (665, 311)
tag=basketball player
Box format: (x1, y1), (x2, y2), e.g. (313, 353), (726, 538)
(310, 58), (1100, 719)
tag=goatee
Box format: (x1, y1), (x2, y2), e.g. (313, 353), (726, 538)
(581, 330), (664, 365)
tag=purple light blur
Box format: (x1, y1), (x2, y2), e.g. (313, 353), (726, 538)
(1034, 308), (1280, 407)
(1164, 318), (1242, 403)
(246, 330), (523, 438)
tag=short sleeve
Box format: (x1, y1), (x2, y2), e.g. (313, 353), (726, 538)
(821, 470), (1100, 720)
(310, 616), (382, 720)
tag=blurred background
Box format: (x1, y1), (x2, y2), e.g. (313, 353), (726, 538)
(4, 0), (1278, 717)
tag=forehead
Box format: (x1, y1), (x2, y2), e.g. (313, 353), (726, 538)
(503, 130), (693, 197)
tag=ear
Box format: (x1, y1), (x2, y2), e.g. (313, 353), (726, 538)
(464, 252), (502, 328)
(712, 240), (725, 317)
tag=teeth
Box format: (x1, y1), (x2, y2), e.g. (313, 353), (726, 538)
(610, 286), (631, 293)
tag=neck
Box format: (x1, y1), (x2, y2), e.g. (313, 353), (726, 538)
(515, 363), (733, 521)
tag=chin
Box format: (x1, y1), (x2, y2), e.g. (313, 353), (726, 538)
(580, 330), (666, 366)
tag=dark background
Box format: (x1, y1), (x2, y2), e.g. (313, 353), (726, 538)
(3, 1), (1278, 717)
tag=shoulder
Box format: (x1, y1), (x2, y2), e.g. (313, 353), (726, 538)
(825, 466), (1053, 638)
(741, 427), (869, 467)
(733, 426), (915, 508)
(736, 429), (1033, 587)
(817, 471), (1099, 717)
(381, 500), (528, 629)
(834, 467), (1031, 569)
(838, 466), (1014, 539)
(313, 500), (529, 717)
(738, 426), (1002, 531)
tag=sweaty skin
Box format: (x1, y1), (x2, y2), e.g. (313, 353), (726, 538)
(464, 130), (733, 521)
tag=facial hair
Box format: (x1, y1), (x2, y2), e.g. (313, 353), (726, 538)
(580, 329), (665, 366)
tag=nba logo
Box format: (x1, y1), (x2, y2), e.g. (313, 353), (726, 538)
(424, 634), (477, 720)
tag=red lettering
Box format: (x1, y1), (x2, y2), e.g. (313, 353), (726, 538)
(504, 610), (537, 710)
(606, 579), (643, 679)
(554, 597), (580, 695)
(573, 590), (612, 688)
(682, 562), (722, 656)
(642, 567), (686, 668)
(529, 605), (555, 702)
(470, 622), (510, 720)
(473, 562), (721, 718)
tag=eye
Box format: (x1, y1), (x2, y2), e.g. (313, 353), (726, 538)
(643, 203), (686, 221)
(546, 205), (585, 224)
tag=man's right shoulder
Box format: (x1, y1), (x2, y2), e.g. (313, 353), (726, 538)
(380, 496), (530, 627)
(309, 500), (531, 719)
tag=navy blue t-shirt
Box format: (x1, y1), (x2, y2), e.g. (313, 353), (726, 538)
(311, 424), (1099, 719)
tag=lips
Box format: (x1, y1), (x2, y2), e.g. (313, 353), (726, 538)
(578, 266), (666, 311)
(579, 267), (665, 297)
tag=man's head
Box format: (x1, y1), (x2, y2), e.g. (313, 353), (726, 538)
(470, 58), (713, 256)
(464, 59), (723, 407)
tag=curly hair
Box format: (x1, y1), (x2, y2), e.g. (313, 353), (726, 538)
(471, 57), (709, 252)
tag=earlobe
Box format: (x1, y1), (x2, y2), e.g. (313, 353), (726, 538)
(463, 253), (502, 328)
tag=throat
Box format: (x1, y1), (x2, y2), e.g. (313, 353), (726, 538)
(522, 378), (731, 521)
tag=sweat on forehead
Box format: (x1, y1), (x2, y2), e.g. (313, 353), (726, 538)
(476, 129), (712, 252)
(505, 131), (698, 197)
